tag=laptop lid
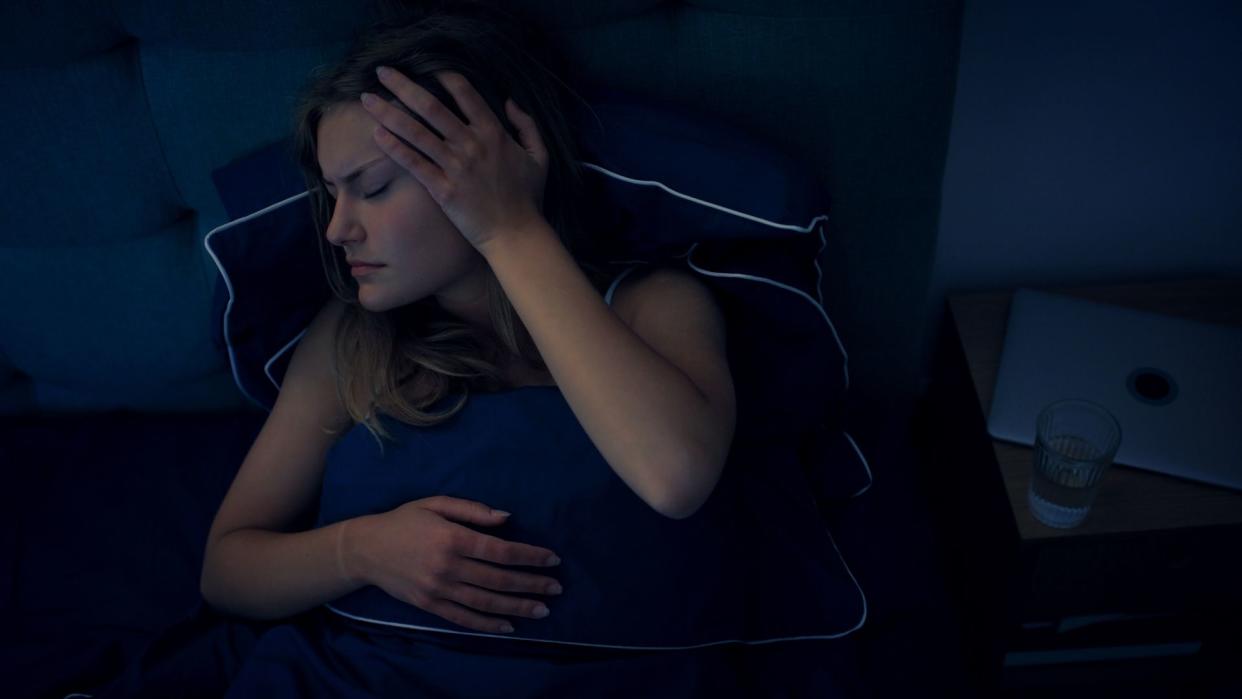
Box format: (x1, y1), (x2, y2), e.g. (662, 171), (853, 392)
(987, 288), (1242, 492)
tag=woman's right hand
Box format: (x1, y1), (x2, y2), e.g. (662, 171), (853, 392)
(346, 496), (563, 634)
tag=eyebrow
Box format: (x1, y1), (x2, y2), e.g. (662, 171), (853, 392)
(321, 156), (387, 189)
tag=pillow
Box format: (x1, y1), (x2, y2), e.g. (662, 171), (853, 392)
(315, 382), (865, 647)
(204, 84), (871, 503)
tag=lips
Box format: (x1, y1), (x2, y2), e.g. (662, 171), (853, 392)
(348, 260), (384, 267)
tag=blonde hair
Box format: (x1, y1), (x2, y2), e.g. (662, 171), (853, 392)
(289, 1), (613, 453)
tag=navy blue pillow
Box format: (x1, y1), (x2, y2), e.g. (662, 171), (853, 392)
(204, 86), (870, 502)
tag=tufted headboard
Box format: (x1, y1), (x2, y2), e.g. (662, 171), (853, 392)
(0, 0), (962, 425)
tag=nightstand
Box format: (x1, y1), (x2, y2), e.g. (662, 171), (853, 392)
(919, 277), (1242, 696)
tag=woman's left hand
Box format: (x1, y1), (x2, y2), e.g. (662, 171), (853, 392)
(363, 66), (548, 252)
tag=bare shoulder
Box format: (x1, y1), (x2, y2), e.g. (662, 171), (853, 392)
(607, 264), (731, 392)
(280, 296), (354, 433)
(609, 265), (723, 332)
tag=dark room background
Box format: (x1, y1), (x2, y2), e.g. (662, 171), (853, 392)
(919, 0), (1242, 391)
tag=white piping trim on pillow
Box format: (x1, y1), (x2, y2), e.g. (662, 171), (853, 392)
(683, 237), (849, 393)
(264, 326), (311, 396)
(581, 163), (827, 234)
(203, 189), (312, 412)
(682, 235), (866, 497)
(604, 264), (643, 306)
(842, 430), (874, 498)
(583, 162), (846, 390)
(814, 218), (828, 308)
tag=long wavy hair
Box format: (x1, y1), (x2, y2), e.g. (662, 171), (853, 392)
(289, 0), (612, 451)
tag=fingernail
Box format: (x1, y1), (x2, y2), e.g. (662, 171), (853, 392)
(500, 623), (514, 633)
(533, 605), (550, 618)
(493, 509), (511, 517)
(376, 65), (391, 79)
(548, 583), (563, 595)
(360, 92), (376, 107)
(545, 554), (560, 566)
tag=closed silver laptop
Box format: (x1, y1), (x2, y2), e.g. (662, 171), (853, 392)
(987, 287), (1242, 492)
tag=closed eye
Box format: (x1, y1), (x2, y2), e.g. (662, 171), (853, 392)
(363, 183), (390, 200)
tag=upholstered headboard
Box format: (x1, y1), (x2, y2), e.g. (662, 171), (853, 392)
(0, 0), (962, 425)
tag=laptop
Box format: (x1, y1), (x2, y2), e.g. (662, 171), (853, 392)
(987, 287), (1242, 492)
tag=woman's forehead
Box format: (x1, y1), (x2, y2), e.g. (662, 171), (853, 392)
(317, 104), (386, 181)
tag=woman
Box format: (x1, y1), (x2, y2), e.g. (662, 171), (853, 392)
(197, 1), (750, 696)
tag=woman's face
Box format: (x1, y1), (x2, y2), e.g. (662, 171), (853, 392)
(316, 102), (488, 317)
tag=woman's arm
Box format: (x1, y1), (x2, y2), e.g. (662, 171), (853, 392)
(200, 297), (371, 620)
(479, 222), (737, 520)
(201, 517), (372, 621)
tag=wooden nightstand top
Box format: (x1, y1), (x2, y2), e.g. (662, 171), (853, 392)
(947, 277), (1242, 540)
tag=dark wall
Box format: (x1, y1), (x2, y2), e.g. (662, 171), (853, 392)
(921, 0), (1242, 387)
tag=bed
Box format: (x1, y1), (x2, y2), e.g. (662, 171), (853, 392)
(0, 1), (973, 696)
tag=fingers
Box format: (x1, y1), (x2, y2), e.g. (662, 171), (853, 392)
(454, 557), (564, 597)
(375, 66), (470, 143)
(425, 537), (562, 635)
(505, 98), (548, 170)
(453, 525), (560, 568)
(434, 71), (499, 137)
(424, 596), (520, 635)
(450, 580), (552, 621)
(420, 496), (507, 525)
(361, 95), (451, 191)
(422, 567), (559, 635)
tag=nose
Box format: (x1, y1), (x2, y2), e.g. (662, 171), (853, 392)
(323, 198), (360, 248)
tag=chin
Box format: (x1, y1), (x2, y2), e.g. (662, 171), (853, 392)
(354, 287), (391, 313)
(355, 285), (428, 314)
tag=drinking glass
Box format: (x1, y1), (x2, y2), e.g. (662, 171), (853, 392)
(1028, 399), (1122, 528)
